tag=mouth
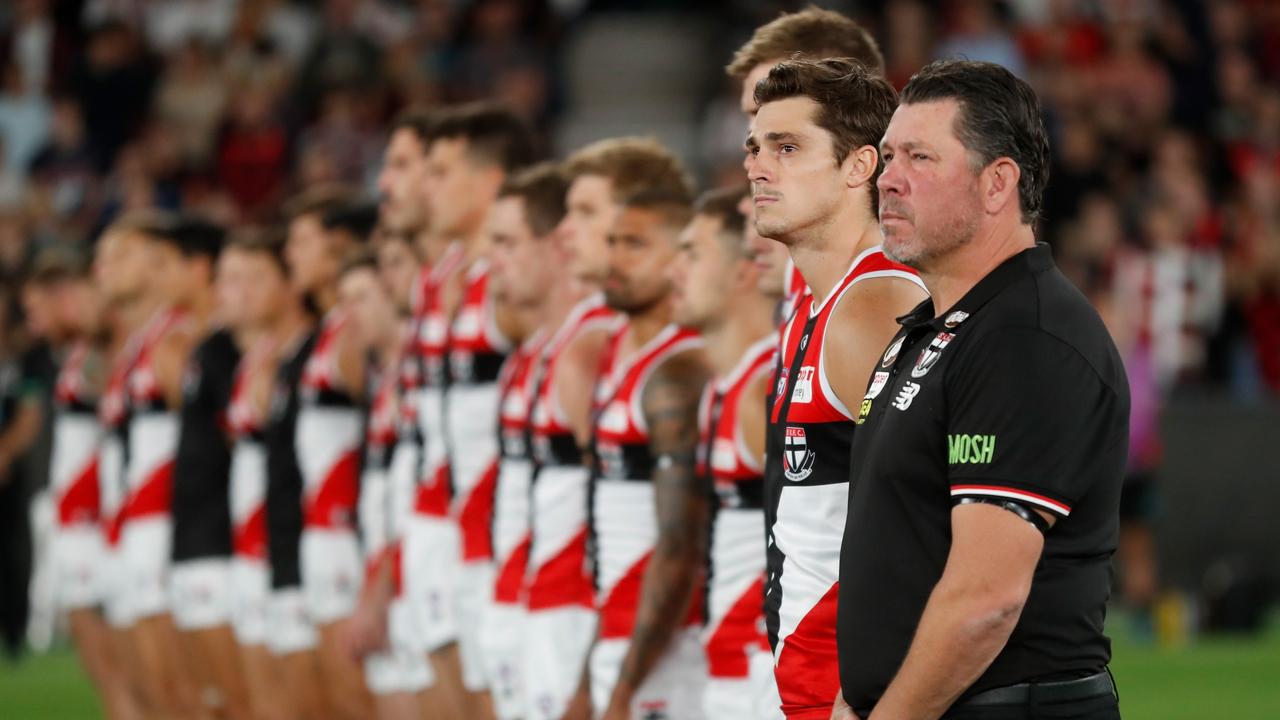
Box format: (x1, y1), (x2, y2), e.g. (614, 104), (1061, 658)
(754, 195), (780, 207)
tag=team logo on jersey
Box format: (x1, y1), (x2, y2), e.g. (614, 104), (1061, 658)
(791, 366), (815, 404)
(774, 367), (789, 401)
(881, 336), (906, 368)
(911, 332), (955, 379)
(865, 371), (890, 400)
(783, 426), (816, 482)
(944, 311), (970, 329)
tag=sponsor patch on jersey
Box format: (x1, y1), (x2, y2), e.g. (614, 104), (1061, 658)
(782, 426), (816, 482)
(944, 311), (970, 329)
(790, 366), (815, 404)
(911, 332), (954, 379)
(881, 336), (905, 368)
(865, 371), (890, 400)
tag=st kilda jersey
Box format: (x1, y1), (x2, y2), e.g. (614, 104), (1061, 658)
(98, 334), (139, 546)
(697, 336), (775, 680)
(122, 308), (188, 531)
(490, 332), (546, 606)
(51, 342), (101, 529)
(763, 246), (923, 716)
(589, 322), (702, 640)
(227, 340), (273, 563)
(265, 330), (318, 590)
(443, 259), (512, 564)
(296, 311), (362, 532)
(525, 294), (617, 611)
(360, 362), (399, 581)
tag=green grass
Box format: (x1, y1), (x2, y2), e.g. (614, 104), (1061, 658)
(1, 617), (1278, 718)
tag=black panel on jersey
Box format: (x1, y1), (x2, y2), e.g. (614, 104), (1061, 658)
(265, 331), (317, 590)
(172, 328), (241, 562)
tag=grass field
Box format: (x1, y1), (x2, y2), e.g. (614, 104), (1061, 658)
(1, 616), (1279, 718)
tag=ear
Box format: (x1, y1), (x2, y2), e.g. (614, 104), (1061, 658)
(844, 145), (879, 191)
(982, 158), (1021, 216)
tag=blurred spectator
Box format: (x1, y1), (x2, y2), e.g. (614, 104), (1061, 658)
(152, 38), (228, 169)
(68, 19), (158, 170)
(26, 96), (99, 237)
(934, 0), (1027, 77)
(0, 59), (51, 186)
(215, 79), (289, 220)
(296, 87), (382, 189)
(143, 0), (237, 54)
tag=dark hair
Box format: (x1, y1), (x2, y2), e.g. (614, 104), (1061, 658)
(754, 58), (898, 213)
(283, 185), (361, 223)
(26, 246), (91, 287)
(620, 188), (694, 232)
(727, 6), (885, 78)
(564, 137), (694, 203)
(426, 102), (537, 173)
(390, 107), (439, 146)
(498, 162), (569, 237)
(322, 202), (380, 243)
(693, 186), (748, 245)
(338, 247), (380, 279)
(225, 226), (288, 275)
(900, 60), (1050, 225)
(170, 216), (226, 260)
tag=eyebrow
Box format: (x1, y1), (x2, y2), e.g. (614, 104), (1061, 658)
(745, 130), (804, 149)
(881, 139), (930, 153)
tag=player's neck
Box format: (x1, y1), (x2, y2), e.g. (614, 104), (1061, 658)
(624, 295), (674, 353)
(704, 294), (776, 377)
(182, 286), (216, 335)
(789, 202), (880, 308)
(272, 303), (312, 349)
(417, 230), (450, 267)
(118, 293), (162, 336)
(310, 283), (339, 317)
(458, 222), (490, 268)
(921, 219), (1035, 317)
(541, 276), (591, 338)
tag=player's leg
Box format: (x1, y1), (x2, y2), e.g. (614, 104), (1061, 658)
(68, 609), (143, 720)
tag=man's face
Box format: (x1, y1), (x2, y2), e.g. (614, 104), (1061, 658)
(338, 266), (395, 351)
(54, 280), (100, 337)
(739, 192), (787, 299)
(285, 214), (337, 294)
(747, 97), (847, 244)
(377, 128), (430, 235)
(376, 236), (419, 314)
(878, 99), (983, 270)
(425, 137), (495, 240)
(94, 229), (151, 305)
(215, 247), (251, 329)
(739, 60), (777, 116)
(604, 206), (678, 315)
(487, 196), (552, 309)
(20, 284), (56, 340)
(558, 174), (617, 284)
(239, 250), (292, 329)
(672, 214), (739, 330)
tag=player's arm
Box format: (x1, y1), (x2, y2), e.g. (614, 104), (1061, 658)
(335, 322), (368, 401)
(556, 326), (611, 449)
(825, 277), (927, 410)
(737, 369), (771, 466)
(603, 350), (712, 718)
(860, 503), (1048, 720)
(152, 325), (198, 410)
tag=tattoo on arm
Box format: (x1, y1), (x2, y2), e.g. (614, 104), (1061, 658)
(616, 352), (712, 694)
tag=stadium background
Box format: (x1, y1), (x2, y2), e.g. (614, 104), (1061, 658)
(0, 0), (1277, 716)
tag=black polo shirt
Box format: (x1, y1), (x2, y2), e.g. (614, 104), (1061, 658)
(837, 244), (1129, 714)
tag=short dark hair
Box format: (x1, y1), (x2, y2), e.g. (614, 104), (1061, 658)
(170, 216), (226, 260)
(693, 186), (748, 254)
(225, 226), (288, 275)
(727, 6), (885, 78)
(322, 202), (380, 242)
(754, 58), (898, 213)
(498, 162), (569, 237)
(427, 102), (537, 172)
(283, 185), (361, 223)
(390, 107), (439, 146)
(900, 60), (1050, 225)
(620, 188), (694, 233)
(26, 246), (90, 287)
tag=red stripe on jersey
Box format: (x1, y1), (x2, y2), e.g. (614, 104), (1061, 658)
(123, 459), (173, 521)
(304, 449), (360, 529)
(950, 485), (1072, 515)
(459, 460), (499, 561)
(414, 464), (451, 517)
(234, 504), (267, 559)
(598, 551), (651, 640)
(493, 534), (531, 604)
(525, 526), (594, 610)
(57, 457), (100, 525)
(705, 573), (770, 678)
(775, 583), (841, 717)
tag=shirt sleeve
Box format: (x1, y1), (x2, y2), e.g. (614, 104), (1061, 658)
(943, 326), (1127, 520)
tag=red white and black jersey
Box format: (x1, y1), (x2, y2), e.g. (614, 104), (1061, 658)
(698, 336), (774, 680)
(296, 310), (362, 532)
(51, 342), (101, 529)
(589, 322), (702, 640)
(524, 294), (616, 611)
(490, 332), (546, 605)
(763, 247), (923, 717)
(228, 340), (272, 562)
(360, 362), (399, 579)
(413, 243), (466, 521)
(444, 259), (512, 564)
(98, 336), (136, 546)
(121, 308), (187, 530)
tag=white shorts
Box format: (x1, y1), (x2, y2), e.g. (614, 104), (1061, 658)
(170, 557), (234, 630)
(101, 544), (132, 628)
(704, 651), (784, 720)
(456, 560), (494, 692)
(300, 527), (362, 624)
(230, 558), (270, 646)
(402, 514), (459, 652)
(479, 600), (525, 719)
(364, 598), (434, 695)
(589, 627), (707, 720)
(50, 524), (105, 611)
(117, 515), (172, 622)
(266, 588), (318, 656)
(523, 606), (596, 720)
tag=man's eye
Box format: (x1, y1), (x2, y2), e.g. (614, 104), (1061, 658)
(883, 152), (894, 162)
(912, 153), (929, 161)
(780, 144), (797, 154)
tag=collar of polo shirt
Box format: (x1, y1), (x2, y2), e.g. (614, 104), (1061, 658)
(895, 243), (1054, 331)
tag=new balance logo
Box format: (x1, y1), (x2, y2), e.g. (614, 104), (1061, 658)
(892, 382), (920, 411)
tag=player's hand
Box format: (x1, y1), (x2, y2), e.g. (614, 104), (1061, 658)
(559, 687), (593, 720)
(339, 596), (388, 661)
(831, 690), (862, 720)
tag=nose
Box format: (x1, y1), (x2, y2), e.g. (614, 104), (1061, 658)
(878, 156), (905, 198)
(746, 150), (771, 186)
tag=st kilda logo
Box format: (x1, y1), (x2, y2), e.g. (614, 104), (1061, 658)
(911, 332), (954, 379)
(783, 426), (816, 482)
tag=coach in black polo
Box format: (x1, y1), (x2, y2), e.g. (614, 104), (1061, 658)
(833, 60), (1129, 720)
